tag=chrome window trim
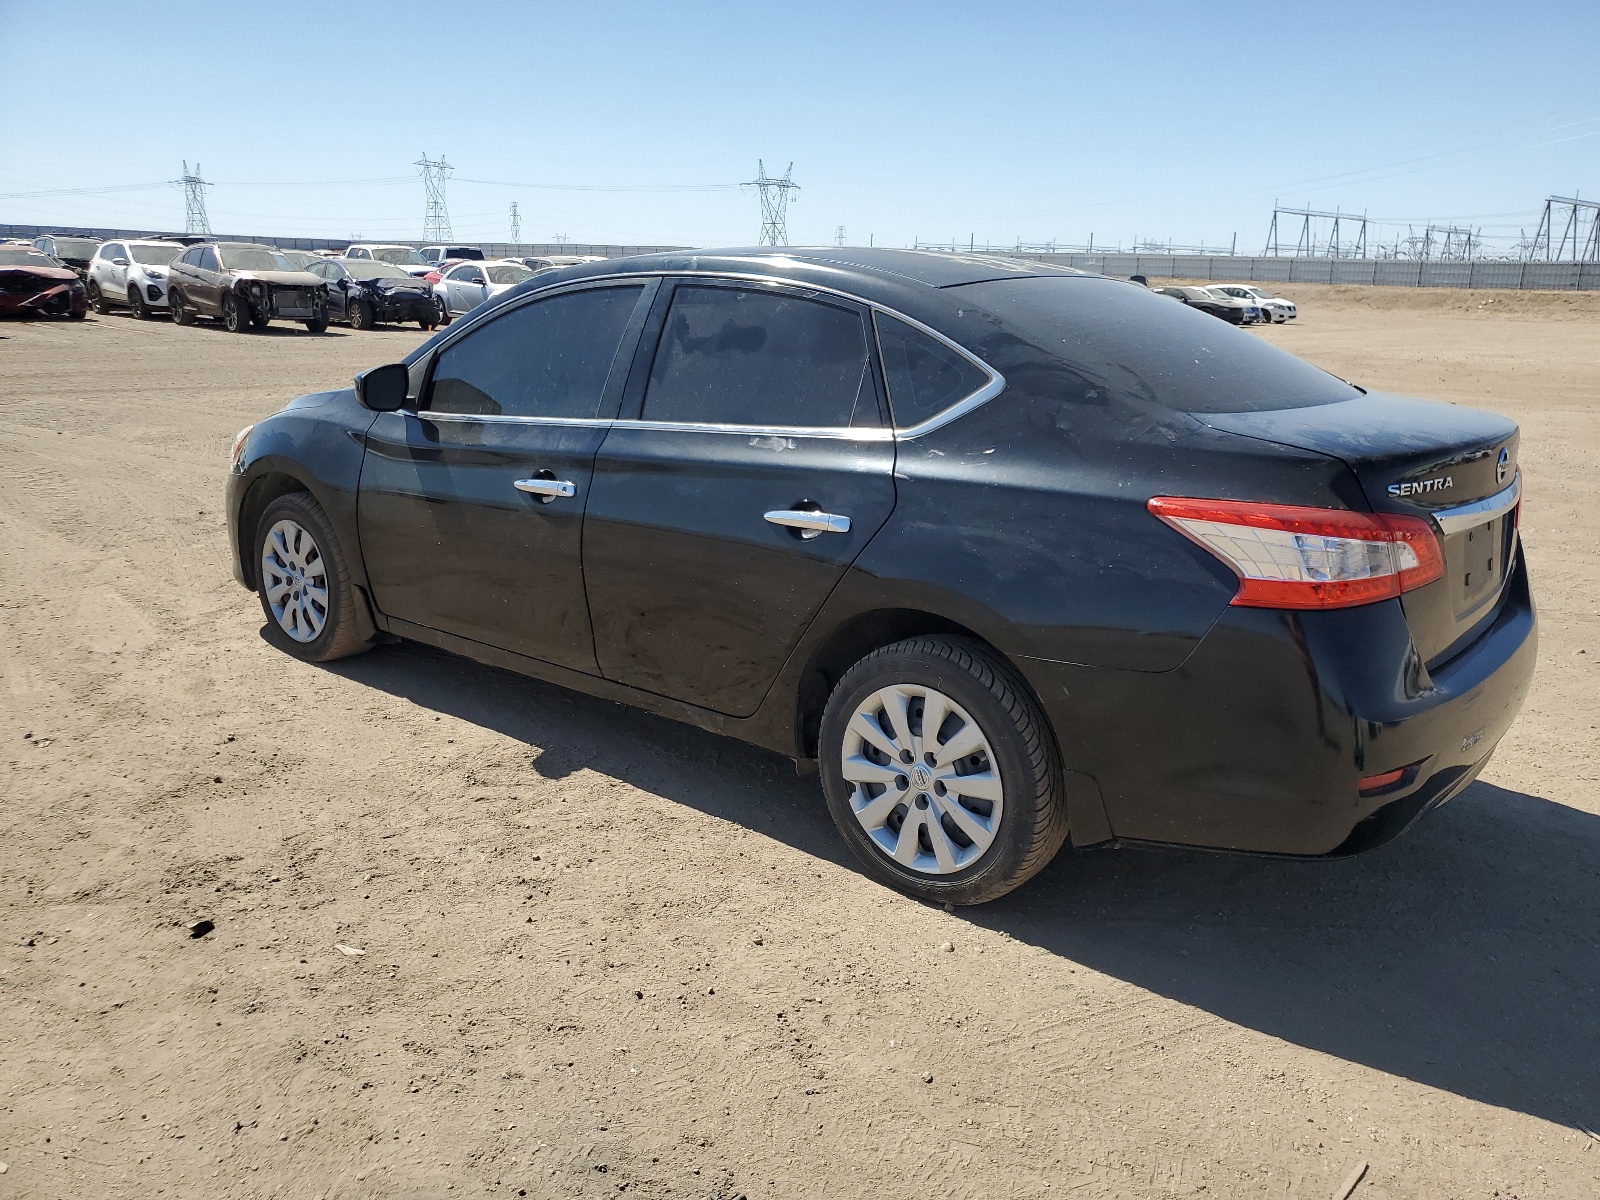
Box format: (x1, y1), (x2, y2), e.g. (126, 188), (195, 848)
(1431, 471), (1521, 536)
(413, 269), (1005, 441)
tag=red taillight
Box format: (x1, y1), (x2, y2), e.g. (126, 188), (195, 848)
(1147, 496), (1444, 610)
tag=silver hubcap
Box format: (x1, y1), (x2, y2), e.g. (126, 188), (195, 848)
(841, 684), (1003, 875)
(261, 518), (329, 643)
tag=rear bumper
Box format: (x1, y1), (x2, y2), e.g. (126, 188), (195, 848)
(1017, 553), (1537, 856)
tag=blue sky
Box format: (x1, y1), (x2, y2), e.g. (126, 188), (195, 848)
(3, 0), (1597, 251)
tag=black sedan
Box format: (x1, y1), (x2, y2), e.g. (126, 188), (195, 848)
(306, 258), (438, 330)
(225, 248), (1535, 904)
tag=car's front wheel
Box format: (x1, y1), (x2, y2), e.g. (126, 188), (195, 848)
(348, 299), (374, 331)
(222, 293), (250, 333)
(254, 492), (374, 662)
(128, 285), (152, 319)
(818, 636), (1069, 905)
(432, 294), (452, 326)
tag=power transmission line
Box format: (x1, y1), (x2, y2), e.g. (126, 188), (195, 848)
(415, 153), (453, 241)
(744, 161), (799, 246)
(177, 161), (212, 236)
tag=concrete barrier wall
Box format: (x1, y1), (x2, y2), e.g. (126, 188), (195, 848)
(1007, 252), (1600, 290)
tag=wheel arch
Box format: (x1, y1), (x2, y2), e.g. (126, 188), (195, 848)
(792, 608), (1030, 762)
(235, 470), (313, 590)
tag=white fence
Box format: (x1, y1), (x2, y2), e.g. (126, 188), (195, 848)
(1006, 252), (1600, 290)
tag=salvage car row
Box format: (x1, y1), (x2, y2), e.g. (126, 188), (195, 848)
(2, 233), (603, 331)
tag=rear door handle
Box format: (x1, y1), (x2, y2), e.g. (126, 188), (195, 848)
(514, 477), (577, 499)
(764, 509), (851, 535)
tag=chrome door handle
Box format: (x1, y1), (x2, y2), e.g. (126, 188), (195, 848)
(514, 477), (577, 499)
(764, 509), (851, 535)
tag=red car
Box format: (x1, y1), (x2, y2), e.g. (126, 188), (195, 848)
(0, 245), (88, 319)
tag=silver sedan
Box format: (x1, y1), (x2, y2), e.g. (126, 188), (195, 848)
(432, 259), (538, 319)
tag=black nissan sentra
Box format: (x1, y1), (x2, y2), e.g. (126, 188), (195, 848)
(225, 248), (1535, 904)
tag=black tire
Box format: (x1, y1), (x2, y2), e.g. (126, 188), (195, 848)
(254, 492), (375, 662)
(348, 299), (374, 331)
(169, 287), (194, 325)
(222, 292), (250, 333)
(128, 285), (151, 320)
(432, 294), (452, 326)
(303, 314), (328, 333)
(818, 636), (1068, 905)
(88, 280), (111, 314)
(249, 305), (271, 329)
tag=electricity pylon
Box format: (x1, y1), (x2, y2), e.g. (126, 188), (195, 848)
(509, 201), (521, 244)
(744, 160), (799, 246)
(179, 161), (212, 236)
(415, 153), (454, 241)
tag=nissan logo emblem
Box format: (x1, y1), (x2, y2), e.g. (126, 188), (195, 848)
(1496, 446), (1510, 485)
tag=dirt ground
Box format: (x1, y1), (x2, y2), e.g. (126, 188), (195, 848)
(1, 284), (1597, 1200)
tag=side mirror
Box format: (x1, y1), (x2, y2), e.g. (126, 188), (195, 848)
(112, 257), (130, 267)
(355, 363), (409, 412)
(338, 277), (350, 290)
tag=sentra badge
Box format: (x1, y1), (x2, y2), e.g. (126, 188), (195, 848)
(1387, 476), (1455, 498)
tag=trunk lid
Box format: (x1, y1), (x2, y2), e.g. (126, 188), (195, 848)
(1197, 392), (1521, 665)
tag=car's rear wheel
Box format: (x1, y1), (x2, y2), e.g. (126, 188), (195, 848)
(348, 299), (374, 331)
(818, 636), (1068, 905)
(169, 287), (194, 325)
(254, 492), (374, 662)
(222, 293), (250, 333)
(87, 280), (110, 314)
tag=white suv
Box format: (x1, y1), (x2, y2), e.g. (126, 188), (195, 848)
(86, 239), (185, 318)
(344, 243), (434, 276)
(1213, 284), (1297, 323)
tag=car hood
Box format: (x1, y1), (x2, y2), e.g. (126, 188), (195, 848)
(231, 269), (324, 286)
(0, 264), (78, 283)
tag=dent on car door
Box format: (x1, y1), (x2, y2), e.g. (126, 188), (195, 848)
(357, 281), (654, 670)
(583, 280), (898, 717)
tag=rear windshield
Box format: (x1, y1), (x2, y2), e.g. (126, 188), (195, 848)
(129, 243), (181, 266)
(950, 276), (1354, 413)
(372, 246), (427, 265)
(487, 264), (534, 285)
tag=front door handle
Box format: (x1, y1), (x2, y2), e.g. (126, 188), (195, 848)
(514, 477), (577, 499)
(764, 509), (851, 536)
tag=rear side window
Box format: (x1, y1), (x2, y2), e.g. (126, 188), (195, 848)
(875, 313), (992, 429)
(952, 276), (1354, 413)
(642, 285), (874, 428)
(428, 285), (644, 419)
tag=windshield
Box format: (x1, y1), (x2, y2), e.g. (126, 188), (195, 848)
(487, 264), (534, 285)
(218, 246), (299, 272)
(0, 247), (58, 267)
(347, 261), (411, 279)
(371, 246), (427, 265)
(947, 276), (1355, 413)
(52, 238), (101, 259)
(129, 243), (182, 266)
(279, 251), (319, 268)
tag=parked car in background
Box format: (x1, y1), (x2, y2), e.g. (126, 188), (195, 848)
(1156, 285), (1262, 325)
(226, 247), (1534, 905)
(31, 234), (101, 280)
(305, 258), (438, 330)
(420, 245), (485, 268)
(167, 242), (328, 333)
(431, 258), (536, 320)
(86, 238), (183, 318)
(345, 244), (435, 276)
(1213, 284), (1297, 323)
(0, 244), (88, 318)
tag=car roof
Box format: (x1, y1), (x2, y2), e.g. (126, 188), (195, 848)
(544, 247), (1093, 322)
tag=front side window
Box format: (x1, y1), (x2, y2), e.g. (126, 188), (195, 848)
(99, 244), (123, 260)
(875, 313), (992, 429)
(641, 285), (873, 428)
(196, 247), (219, 271)
(450, 265), (485, 284)
(428, 285), (644, 419)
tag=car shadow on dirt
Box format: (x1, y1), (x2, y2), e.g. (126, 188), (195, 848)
(329, 639), (1599, 1131)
